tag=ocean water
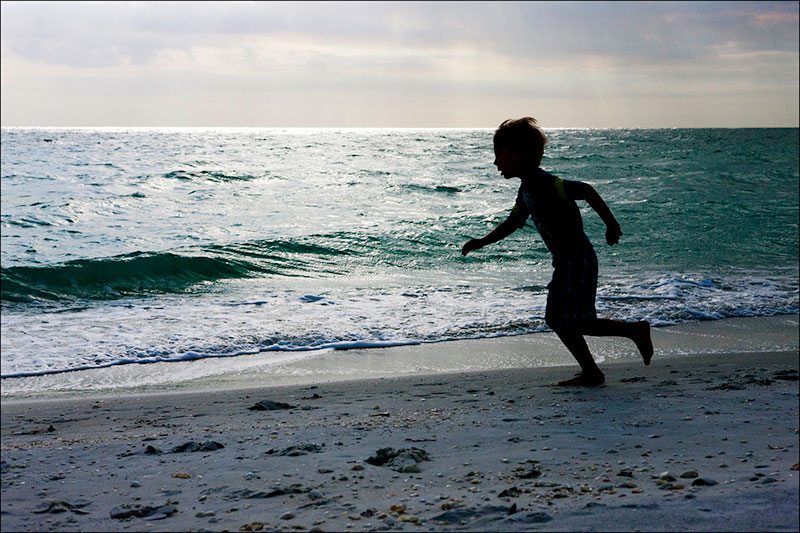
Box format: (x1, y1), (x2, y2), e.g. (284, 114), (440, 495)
(1, 127), (798, 379)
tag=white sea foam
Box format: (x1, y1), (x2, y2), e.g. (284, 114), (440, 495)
(1, 270), (797, 378)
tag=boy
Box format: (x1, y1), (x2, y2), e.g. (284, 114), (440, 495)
(462, 117), (653, 386)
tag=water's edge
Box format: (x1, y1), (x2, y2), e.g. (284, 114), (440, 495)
(2, 315), (796, 402)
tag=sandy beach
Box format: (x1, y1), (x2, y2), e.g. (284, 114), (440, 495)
(2, 316), (798, 532)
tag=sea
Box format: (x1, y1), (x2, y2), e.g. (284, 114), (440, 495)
(1, 127), (798, 379)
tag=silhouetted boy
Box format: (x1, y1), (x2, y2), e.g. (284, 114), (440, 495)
(462, 117), (653, 386)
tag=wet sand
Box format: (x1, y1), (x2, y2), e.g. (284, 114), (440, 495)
(2, 321), (798, 531)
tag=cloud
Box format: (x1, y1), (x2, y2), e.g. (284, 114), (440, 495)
(2, 1), (797, 68)
(1, 1), (797, 127)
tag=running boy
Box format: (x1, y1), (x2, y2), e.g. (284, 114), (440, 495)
(462, 117), (653, 386)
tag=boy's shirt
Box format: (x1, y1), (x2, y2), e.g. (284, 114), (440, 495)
(509, 168), (594, 258)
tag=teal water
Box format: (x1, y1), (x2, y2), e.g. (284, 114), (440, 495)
(1, 128), (798, 377)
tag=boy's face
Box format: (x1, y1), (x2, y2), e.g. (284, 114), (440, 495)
(493, 146), (524, 179)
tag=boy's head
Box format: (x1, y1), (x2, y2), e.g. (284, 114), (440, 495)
(493, 117), (548, 169)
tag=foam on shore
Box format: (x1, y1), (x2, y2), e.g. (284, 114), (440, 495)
(2, 315), (797, 401)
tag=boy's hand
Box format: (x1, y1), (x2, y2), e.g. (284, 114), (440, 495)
(461, 239), (483, 256)
(605, 223), (622, 245)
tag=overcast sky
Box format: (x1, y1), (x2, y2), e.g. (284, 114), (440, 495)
(1, 1), (798, 127)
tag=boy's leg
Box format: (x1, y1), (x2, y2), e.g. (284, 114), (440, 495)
(553, 329), (605, 386)
(583, 319), (653, 366)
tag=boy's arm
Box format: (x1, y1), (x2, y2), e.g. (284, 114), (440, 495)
(462, 208), (526, 256)
(568, 181), (622, 245)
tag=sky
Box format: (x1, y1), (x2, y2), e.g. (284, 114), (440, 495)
(1, 1), (798, 128)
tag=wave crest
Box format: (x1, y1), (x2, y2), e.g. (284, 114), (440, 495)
(1, 252), (252, 302)
(0, 237), (358, 303)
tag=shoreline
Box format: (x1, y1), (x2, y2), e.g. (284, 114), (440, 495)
(1, 316), (798, 531)
(2, 315), (798, 402)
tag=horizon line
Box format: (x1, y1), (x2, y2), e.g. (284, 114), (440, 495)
(2, 125), (798, 130)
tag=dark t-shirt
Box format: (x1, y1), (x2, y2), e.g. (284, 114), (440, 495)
(509, 168), (594, 258)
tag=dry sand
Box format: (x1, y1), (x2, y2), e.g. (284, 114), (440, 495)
(1, 317), (798, 532)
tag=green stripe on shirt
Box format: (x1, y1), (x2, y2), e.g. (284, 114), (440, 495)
(554, 176), (568, 200)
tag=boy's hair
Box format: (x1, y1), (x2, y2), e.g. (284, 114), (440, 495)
(493, 117), (548, 167)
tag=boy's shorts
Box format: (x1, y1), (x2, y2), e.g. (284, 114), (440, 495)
(545, 250), (598, 332)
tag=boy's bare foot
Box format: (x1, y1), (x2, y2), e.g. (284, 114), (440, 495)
(633, 321), (653, 366)
(557, 372), (605, 387)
